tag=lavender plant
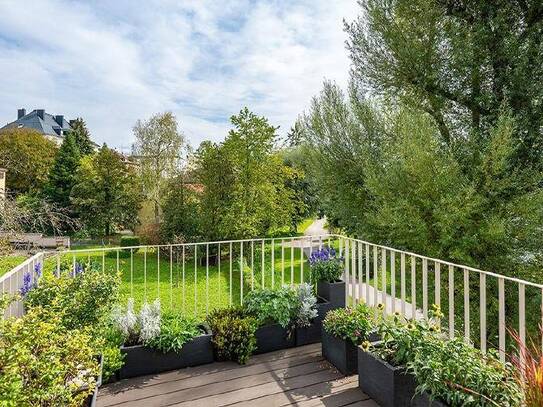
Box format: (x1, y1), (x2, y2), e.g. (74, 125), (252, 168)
(20, 263), (41, 296)
(309, 247), (344, 283)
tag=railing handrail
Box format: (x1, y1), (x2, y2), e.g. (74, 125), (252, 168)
(0, 252), (44, 284)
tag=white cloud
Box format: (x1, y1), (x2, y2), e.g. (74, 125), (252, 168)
(0, 0), (358, 150)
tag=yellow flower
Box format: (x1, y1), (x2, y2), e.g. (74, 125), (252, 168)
(361, 340), (371, 351)
(377, 303), (384, 310)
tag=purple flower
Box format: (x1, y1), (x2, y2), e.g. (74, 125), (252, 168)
(20, 263), (42, 296)
(309, 246), (339, 266)
(74, 262), (84, 276)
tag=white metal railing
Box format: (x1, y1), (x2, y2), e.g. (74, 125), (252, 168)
(0, 252), (44, 318)
(1, 234), (541, 361)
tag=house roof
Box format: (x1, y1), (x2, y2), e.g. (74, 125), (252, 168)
(0, 110), (72, 139)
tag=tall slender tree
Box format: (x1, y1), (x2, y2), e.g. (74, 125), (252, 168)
(69, 118), (94, 156)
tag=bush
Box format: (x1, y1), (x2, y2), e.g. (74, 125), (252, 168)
(309, 247), (344, 283)
(147, 312), (201, 353)
(111, 298), (161, 346)
(373, 305), (521, 406)
(244, 286), (300, 328)
(206, 307), (257, 364)
(295, 283), (318, 328)
(323, 303), (372, 345)
(0, 306), (98, 406)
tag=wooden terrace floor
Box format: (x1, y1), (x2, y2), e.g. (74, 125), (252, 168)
(97, 343), (378, 407)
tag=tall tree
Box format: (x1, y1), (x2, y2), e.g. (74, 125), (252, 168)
(69, 118), (94, 156)
(71, 145), (142, 236)
(345, 0), (543, 169)
(44, 133), (81, 209)
(0, 128), (57, 194)
(132, 112), (184, 224)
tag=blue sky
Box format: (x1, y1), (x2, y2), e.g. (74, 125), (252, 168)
(0, 0), (357, 150)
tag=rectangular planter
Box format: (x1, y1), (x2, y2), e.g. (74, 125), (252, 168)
(357, 347), (417, 407)
(317, 280), (345, 308)
(119, 326), (213, 379)
(82, 355), (103, 407)
(254, 323), (295, 354)
(296, 297), (335, 346)
(321, 328), (358, 375)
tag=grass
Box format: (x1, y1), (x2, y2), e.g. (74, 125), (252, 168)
(0, 255), (28, 277)
(43, 237), (341, 320)
(297, 218), (315, 234)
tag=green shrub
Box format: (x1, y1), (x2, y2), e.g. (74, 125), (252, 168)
(323, 303), (372, 345)
(0, 306), (98, 406)
(308, 247), (344, 283)
(120, 236), (140, 257)
(373, 305), (521, 406)
(206, 307), (257, 364)
(147, 312), (201, 353)
(243, 286), (299, 328)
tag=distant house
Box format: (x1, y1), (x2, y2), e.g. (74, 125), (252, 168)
(0, 108), (72, 145)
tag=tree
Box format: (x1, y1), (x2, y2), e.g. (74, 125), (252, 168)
(44, 133), (81, 209)
(69, 118), (94, 156)
(345, 0), (543, 170)
(132, 112), (185, 224)
(71, 145), (142, 236)
(0, 128), (57, 194)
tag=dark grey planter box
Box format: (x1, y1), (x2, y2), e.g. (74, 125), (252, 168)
(317, 280), (345, 308)
(357, 347), (417, 407)
(321, 328), (358, 375)
(296, 297), (336, 346)
(254, 323), (295, 354)
(119, 326), (213, 379)
(411, 391), (449, 406)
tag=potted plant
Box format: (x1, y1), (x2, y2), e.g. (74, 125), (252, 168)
(206, 307), (257, 364)
(295, 283), (332, 345)
(113, 298), (213, 379)
(244, 286), (300, 353)
(81, 355), (103, 407)
(359, 305), (521, 407)
(321, 303), (373, 374)
(309, 247), (345, 308)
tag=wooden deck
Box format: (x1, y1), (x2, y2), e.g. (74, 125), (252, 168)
(97, 343), (378, 407)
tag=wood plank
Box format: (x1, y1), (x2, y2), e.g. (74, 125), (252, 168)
(235, 376), (368, 407)
(101, 344), (320, 395)
(170, 368), (344, 407)
(99, 353), (323, 406)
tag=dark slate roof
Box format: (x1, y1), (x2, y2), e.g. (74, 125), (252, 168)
(0, 110), (72, 139)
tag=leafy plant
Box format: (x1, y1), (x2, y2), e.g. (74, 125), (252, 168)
(147, 312), (201, 353)
(323, 303), (372, 345)
(309, 247), (343, 283)
(111, 298), (161, 346)
(244, 286), (299, 328)
(373, 305), (521, 406)
(0, 306), (98, 406)
(295, 283), (318, 328)
(206, 307), (257, 364)
(510, 327), (543, 406)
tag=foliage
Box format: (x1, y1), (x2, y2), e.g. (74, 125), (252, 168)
(0, 306), (98, 406)
(196, 108), (300, 240)
(373, 306), (521, 406)
(69, 117), (94, 156)
(295, 283), (318, 328)
(243, 286), (299, 328)
(160, 175), (202, 242)
(44, 132), (81, 211)
(147, 312), (201, 354)
(24, 261), (120, 331)
(0, 128), (57, 194)
(206, 307), (257, 364)
(111, 298), (161, 346)
(309, 247), (343, 283)
(132, 111), (185, 224)
(71, 145), (143, 236)
(510, 328), (543, 407)
(323, 303), (372, 345)
(345, 0), (543, 170)
(121, 235), (140, 248)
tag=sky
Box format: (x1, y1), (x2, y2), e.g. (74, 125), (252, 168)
(0, 0), (358, 151)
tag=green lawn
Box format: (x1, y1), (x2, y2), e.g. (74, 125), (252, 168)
(44, 237), (341, 319)
(0, 255), (28, 277)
